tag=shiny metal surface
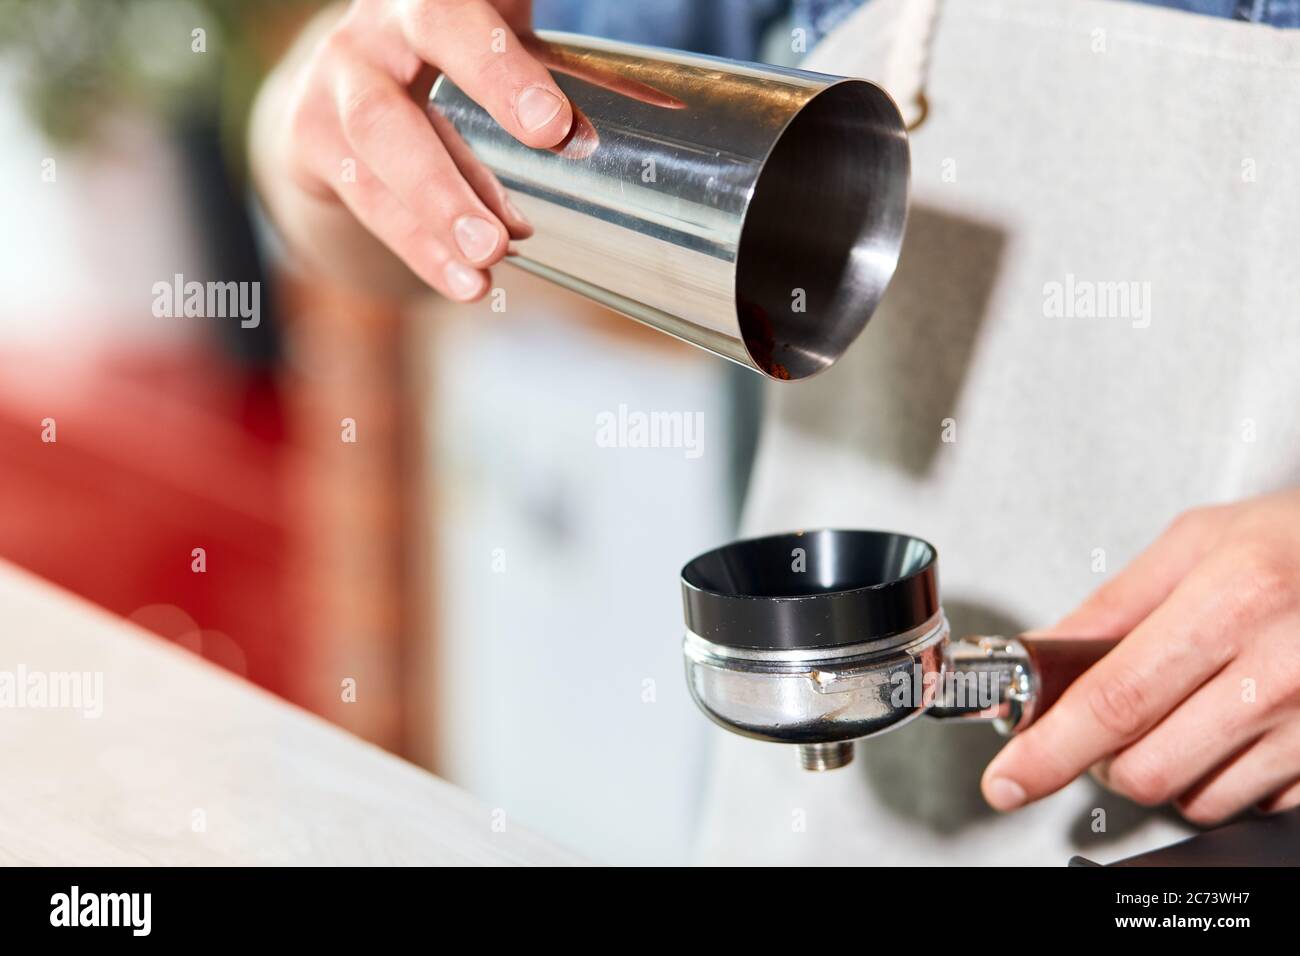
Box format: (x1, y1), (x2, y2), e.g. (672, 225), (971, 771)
(684, 619), (1053, 770)
(929, 635), (1034, 734)
(682, 613), (949, 769)
(428, 32), (909, 380)
(798, 742), (855, 771)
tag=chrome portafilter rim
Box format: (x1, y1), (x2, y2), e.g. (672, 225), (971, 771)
(683, 611), (946, 667)
(682, 612), (950, 768)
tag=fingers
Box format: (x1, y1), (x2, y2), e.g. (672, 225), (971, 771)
(399, 0), (572, 148)
(1041, 505), (1229, 638)
(484, 0), (536, 32)
(982, 546), (1251, 810)
(1094, 677), (1258, 812)
(336, 165), (488, 301)
(1094, 618), (1293, 811)
(427, 107), (532, 239)
(1170, 724), (1300, 825)
(334, 60), (511, 270)
(1259, 778), (1300, 814)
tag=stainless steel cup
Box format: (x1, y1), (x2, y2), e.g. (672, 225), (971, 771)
(427, 32), (909, 381)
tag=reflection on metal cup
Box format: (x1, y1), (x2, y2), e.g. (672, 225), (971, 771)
(428, 32), (910, 381)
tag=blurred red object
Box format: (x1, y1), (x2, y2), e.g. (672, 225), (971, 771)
(0, 346), (302, 695)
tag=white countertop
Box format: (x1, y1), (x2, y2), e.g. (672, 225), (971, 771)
(0, 561), (580, 865)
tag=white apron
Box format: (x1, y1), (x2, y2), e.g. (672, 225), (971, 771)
(698, 0), (1300, 865)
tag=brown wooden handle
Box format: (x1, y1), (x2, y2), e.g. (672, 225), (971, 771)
(1018, 636), (1122, 729)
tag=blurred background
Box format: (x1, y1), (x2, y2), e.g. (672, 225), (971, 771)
(0, 0), (819, 863)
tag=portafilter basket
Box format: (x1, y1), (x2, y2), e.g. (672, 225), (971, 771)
(681, 530), (1120, 770)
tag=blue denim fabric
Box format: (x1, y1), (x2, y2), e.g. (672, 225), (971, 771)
(1141, 0), (1300, 25)
(534, 0), (1300, 58)
(532, 0), (786, 58)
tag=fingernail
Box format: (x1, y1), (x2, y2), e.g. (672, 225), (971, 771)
(453, 215), (500, 263)
(443, 260), (484, 300)
(984, 777), (1027, 811)
(515, 85), (563, 132)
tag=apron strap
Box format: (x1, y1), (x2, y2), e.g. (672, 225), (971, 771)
(883, 0), (941, 130)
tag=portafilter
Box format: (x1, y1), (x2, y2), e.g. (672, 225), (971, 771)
(681, 529), (1119, 770)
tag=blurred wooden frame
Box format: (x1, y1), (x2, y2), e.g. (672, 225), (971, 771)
(273, 266), (433, 763)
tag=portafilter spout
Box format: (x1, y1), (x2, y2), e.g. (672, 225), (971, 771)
(680, 530), (1119, 770)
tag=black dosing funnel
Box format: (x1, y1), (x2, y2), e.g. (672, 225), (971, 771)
(680, 529), (940, 652)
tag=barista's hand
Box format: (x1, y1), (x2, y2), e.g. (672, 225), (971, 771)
(251, 0), (571, 300)
(982, 489), (1300, 825)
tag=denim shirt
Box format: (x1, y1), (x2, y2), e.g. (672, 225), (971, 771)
(534, 0), (1300, 57)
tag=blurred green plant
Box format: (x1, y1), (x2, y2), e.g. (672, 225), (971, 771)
(0, 0), (321, 157)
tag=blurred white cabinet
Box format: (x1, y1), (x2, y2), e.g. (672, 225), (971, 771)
(425, 287), (734, 864)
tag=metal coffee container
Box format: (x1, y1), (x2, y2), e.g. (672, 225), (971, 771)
(429, 32), (910, 381)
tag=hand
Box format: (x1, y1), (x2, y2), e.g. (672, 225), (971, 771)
(981, 489), (1300, 825)
(253, 0), (572, 300)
